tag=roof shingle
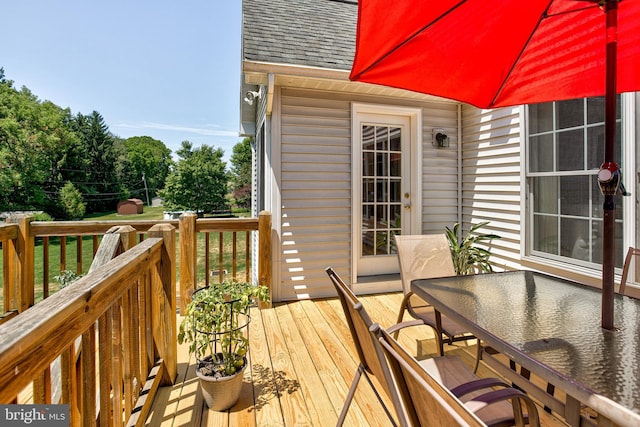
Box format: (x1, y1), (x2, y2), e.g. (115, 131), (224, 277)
(242, 0), (357, 70)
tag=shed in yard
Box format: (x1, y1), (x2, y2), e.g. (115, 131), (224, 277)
(117, 198), (144, 215)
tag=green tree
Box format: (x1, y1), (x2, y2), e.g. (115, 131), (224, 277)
(123, 136), (173, 202)
(159, 141), (228, 214)
(59, 182), (86, 219)
(69, 111), (126, 213)
(0, 69), (78, 212)
(229, 137), (252, 209)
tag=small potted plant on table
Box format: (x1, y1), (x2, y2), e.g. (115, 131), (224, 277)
(178, 280), (269, 410)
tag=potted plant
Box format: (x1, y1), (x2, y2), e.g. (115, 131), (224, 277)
(445, 221), (501, 275)
(178, 280), (269, 410)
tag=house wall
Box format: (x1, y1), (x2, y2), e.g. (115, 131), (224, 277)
(272, 87), (459, 300)
(460, 105), (525, 271)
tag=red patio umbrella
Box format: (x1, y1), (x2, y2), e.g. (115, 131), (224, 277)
(350, 0), (640, 329)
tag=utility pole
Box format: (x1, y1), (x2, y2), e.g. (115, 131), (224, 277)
(142, 172), (150, 206)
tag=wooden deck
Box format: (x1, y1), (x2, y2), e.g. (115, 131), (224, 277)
(145, 292), (567, 427)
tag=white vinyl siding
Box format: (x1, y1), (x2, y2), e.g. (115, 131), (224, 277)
(275, 88), (459, 300)
(421, 104), (459, 234)
(278, 89), (352, 300)
(460, 105), (524, 271)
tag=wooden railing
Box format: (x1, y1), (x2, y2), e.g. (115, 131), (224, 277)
(0, 211), (272, 425)
(178, 211), (272, 311)
(0, 211), (272, 323)
(0, 223), (177, 426)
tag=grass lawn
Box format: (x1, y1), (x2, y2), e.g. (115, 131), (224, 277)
(1, 207), (253, 309)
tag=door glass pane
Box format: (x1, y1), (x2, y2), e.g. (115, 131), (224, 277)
(390, 152), (401, 176)
(362, 152), (374, 176)
(376, 152), (388, 176)
(376, 126), (388, 150)
(362, 125), (375, 150)
(389, 127), (401, 151)
(362, 124), (403, 257)
(362, 179), (374, 203)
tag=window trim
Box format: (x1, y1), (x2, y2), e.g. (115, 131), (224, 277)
(520, 94), (636, 277)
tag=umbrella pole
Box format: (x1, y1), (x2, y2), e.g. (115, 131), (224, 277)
(601, 0), (618, 331)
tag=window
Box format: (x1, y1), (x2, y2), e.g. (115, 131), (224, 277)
(526, 96), (624, 268)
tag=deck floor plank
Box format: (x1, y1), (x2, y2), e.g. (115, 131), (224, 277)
(261, 304), (313, 426)
(309, 298), (396, 426)
(244, 305), (285, 427)
(145, 292), (567, 427)
(273, 303), (334, 426)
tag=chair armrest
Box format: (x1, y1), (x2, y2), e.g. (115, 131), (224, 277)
(450, 377), (510, 398)
(384, 319), (427, 334)
(464, 387), (540, 426)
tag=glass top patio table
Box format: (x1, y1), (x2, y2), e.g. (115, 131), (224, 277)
(410, 270), (640, 425)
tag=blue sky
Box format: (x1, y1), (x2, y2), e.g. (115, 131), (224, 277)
(2, 1), (242, 162)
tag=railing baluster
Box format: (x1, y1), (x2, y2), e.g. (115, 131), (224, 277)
(43, 236), (49, 299)
(92, 235), (99, 256)
(111, 301), (123, 425)
(218, 231), (224, 282)
(130, 281), (142, 397)
(205, 231), (210, 287)
(33, 368), (51, 404)
(98, 308), (112, 427)
(139, 272), (150, 377)
(122, 290), (134, 418)
(60, 235), (67, 273)
(232, 231), (237, 280)
(81, 324), (96, 427)
(76, 235), (82, 275)
(246, 230), (251, 282)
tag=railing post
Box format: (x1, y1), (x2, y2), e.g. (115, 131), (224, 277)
(6, 214), (35, 312)
(148, 223), (177, 385)
(179, 212), (197, 313)
(258, 211), (272, 307)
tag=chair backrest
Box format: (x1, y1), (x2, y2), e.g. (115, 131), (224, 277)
(325, 267), (404, 420)
(375, 325), (485, 427)
(620, 247), (640, 296)
(395, 234), (456, 295)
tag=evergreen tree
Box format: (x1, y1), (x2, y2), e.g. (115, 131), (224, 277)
(70, 111), (126, 213)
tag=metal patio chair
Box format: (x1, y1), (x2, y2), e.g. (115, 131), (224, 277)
(326, 267), (535, 427)
(620, 246), (640, 296)
(394, 234), (475, 356)
(375, 325), (541, 427)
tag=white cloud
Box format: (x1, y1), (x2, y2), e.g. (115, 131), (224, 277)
(113, 121), (238, 137)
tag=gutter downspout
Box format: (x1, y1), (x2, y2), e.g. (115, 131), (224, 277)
(266, 73), (274, 116)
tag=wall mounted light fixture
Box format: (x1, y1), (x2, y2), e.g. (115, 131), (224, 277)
(432, 128), (450, 148)
(243, 90), (261, 106)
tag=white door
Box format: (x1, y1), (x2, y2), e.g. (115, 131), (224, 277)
(353, 108), (418, 277)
